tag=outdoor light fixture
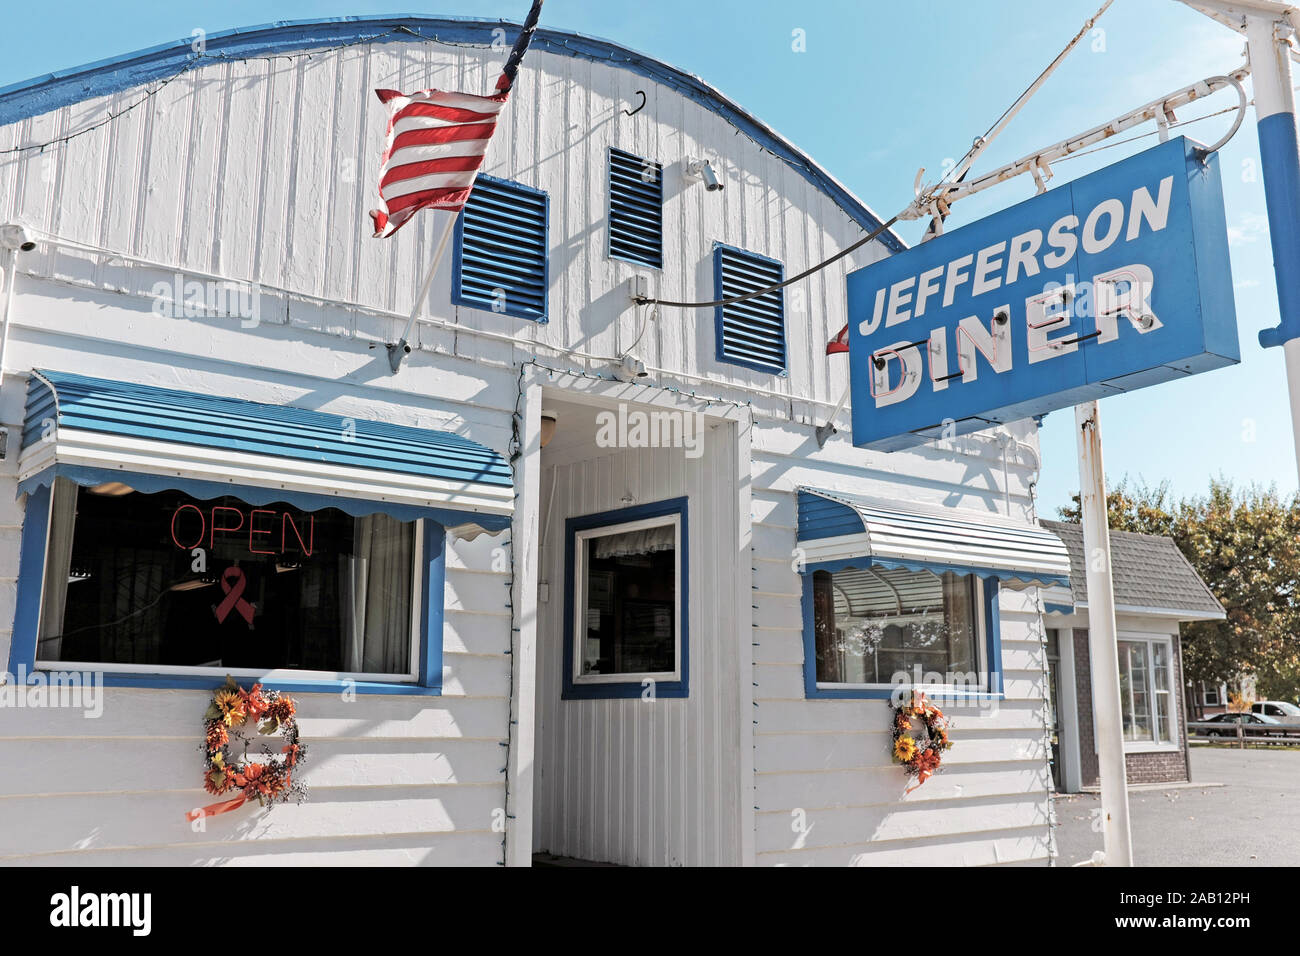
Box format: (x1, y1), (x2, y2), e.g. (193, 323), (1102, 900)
(685, 158), (724, 192)
(540, 409), (558, 448)
(620, 353), (648, 379)
(0, 223), (36, 253)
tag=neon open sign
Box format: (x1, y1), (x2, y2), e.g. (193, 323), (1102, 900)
(847, 137), (1240, 450)
(170, 504), (315, 556)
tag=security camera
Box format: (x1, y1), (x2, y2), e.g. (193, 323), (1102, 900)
(686, 158), (724, 192)
(0, 223), (36, 253)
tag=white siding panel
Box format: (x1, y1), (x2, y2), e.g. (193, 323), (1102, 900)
(750, 452), (1052, 866)
(532, 423), (742, 866)
(0, 445), (513, 865)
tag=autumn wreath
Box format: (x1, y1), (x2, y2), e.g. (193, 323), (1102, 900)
(185, 676), (308, 822)
(890, 690), (952, 790)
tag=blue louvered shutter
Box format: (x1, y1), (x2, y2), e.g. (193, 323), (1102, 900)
(452, 174), (548, 322)
(713, 244), (787, 374)
(608, 148), (663, 268)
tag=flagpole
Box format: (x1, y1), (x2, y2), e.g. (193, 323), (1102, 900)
(387, 211), (459, 373)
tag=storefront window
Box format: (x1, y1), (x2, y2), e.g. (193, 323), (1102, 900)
(811, 566), (981, 687)
(1118, 637), (1177, 746)
(37, 479), (418, 678)
(574, 516), (679, 680)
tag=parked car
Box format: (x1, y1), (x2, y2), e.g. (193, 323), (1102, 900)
(1250, 700), (1300, 725)
(1195, 712), (1286, 737)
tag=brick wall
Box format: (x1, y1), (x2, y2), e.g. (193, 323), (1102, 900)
(1072, 627), (1189, 789)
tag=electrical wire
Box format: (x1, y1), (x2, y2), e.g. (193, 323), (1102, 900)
(635, 215), (898, 309)
(637, 0), (1111, 312)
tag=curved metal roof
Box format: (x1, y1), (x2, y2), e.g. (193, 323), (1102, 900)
(0, 14), (905, 253)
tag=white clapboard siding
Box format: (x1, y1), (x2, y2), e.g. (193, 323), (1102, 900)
(749, 434), (1053, 866)
(532, 425), (742, 867)
(0, 449), (515, 865)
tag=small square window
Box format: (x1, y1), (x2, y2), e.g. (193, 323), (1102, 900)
(563, 499), (688, 699)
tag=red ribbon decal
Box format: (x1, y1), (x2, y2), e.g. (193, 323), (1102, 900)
(214, 566), (255, 626)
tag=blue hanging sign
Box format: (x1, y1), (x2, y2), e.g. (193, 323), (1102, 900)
(848, 136), (1240, 450)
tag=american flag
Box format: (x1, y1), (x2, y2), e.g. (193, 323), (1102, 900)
(827, 324), (850, 355)
(369, 1), (543, 239)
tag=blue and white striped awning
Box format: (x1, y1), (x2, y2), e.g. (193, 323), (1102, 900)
(18, 370), (513, 535)
(797, 487), (1070, 589)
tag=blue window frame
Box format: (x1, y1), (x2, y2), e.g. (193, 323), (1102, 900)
(5, 476), (448, 696)
(799, 557), (1003, 700)
(608, 147), (663, 269)
(713, 242), (787, 375)
(562, 497), (688, 700)
(452, 173), (549, 323)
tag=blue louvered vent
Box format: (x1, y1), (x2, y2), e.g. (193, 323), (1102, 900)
(453, 174), (548, 323)
(713, 244), (787, 374)
(608, 148), (663, 268)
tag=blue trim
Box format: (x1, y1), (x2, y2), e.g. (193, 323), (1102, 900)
(796, 490), (865, 541)
(561, 497), (689, 700)
(6, 479), (447, 696)
(0, 16), (904, 255)
(712, 242), (788, 376)
(799, 559), (1005, 701)
(451, 173), (549, 323)
(6, 484), (50, 679)
(18, 464), (509, 532)
(984, 579), (1003, 697)
(1256, 112), (1300, 348)
(420, 521), (447, 692)
(1044, 602), (1075, 616)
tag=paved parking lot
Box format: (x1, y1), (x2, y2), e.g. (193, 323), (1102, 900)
(1054, 746), (1300, 866)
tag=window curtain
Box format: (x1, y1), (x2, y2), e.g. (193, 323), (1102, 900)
(342, 514), (415, 674)
(37, 477), (79, 660)
(941, 572), (977, 674)
(593, 524), (675, 559)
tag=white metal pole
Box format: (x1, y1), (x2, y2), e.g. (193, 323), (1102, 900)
(388, 211), (459, 373)
(1243, 11), (1300, 485)
(505, 375), (542, 866)
(1074, 400), (1133, 866)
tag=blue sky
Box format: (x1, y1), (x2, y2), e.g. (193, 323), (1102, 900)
(1, 0), (1291, 517)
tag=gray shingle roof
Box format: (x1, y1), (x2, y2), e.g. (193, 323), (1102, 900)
(1040, 520), (1225, 620)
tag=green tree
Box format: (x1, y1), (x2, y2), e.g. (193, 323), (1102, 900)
(1058, 478), (1300, 703)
